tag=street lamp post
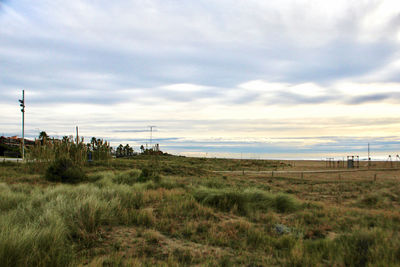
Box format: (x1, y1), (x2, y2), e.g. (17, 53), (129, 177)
(19, 90), (25, 160)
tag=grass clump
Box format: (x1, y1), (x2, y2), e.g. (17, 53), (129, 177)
(340, 230), (376, 267)
(193, 187), (300, 215)
(360, 194), (380, 207)
(0, 183), (29, 212)
(0, 182), (147, 266)
(113, 169), (141, 185)
(274, 193), (299, 213)
(336, 229), (400, 267)
(45, 158), (87, 183)
(193, 187), (249, 215)
(357, 191), (395, 209)
(0, 219), (72, 267)
(138, 166), (161, 183)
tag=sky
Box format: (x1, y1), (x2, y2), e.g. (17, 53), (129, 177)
(1, 0), (400, 159)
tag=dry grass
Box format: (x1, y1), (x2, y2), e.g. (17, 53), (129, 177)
(1, 156), (400, 266)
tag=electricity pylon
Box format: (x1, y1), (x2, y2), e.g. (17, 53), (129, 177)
(148, 125), (156, 148)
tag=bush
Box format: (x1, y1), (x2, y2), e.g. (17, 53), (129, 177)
(45, 158), (87, 183)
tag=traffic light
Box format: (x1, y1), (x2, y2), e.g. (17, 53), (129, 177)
(19, 99), (24, 112)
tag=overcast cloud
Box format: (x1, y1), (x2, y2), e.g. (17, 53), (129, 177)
(1, 0), (400, 158)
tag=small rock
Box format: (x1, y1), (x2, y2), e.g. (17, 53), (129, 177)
(275, 224), (290, 235)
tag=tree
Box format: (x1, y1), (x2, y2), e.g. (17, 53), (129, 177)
(90, 137), (97, 150)
(39, 131), (49, 145)
(123, 144), (130, 157)
(97, 138), (103, 147)
(116, 144), (123, 157)
(128, 146), (134, 156)
(39, 131), (49, 140)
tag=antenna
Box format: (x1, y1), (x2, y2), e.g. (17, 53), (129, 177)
(148, 125), (156, 147)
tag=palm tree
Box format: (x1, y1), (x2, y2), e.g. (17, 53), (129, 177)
(116, 144), (123, 157)
(128, 146), (134, 156)
(39, 131), (48, 140)
(123, 144), (130, 157)
(39, 131), (49, 145)
(91, 137), (97, 150)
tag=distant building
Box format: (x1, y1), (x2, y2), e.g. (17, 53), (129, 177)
(0, 135), (35, 147)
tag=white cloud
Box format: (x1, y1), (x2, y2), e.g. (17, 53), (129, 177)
(1, 0), (400, 156)
(238, 80), (287, 93)
(334, 81), (400, 98)
(359, 0), (400, 42)
(162, 83), (208, 92)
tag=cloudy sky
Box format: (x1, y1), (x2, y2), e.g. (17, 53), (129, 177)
(1, 0), (400, 159)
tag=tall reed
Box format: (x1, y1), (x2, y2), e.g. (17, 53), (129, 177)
(26, 136), (111, 170)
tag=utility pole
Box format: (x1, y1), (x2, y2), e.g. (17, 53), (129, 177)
(148, 125), (156, 148)
(19, 90), (25, 160)
(76, 126), (79, 144)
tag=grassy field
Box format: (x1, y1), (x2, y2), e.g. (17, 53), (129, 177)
(1, 155), (400, 266)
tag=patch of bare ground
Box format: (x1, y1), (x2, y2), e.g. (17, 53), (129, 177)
(80, 226), (234, 266)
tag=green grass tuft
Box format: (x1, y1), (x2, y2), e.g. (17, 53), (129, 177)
(113, 169), (141, 185)
(193, 187), (301, 215)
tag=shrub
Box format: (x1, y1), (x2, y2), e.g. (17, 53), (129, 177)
(45, 158), (87, 183)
